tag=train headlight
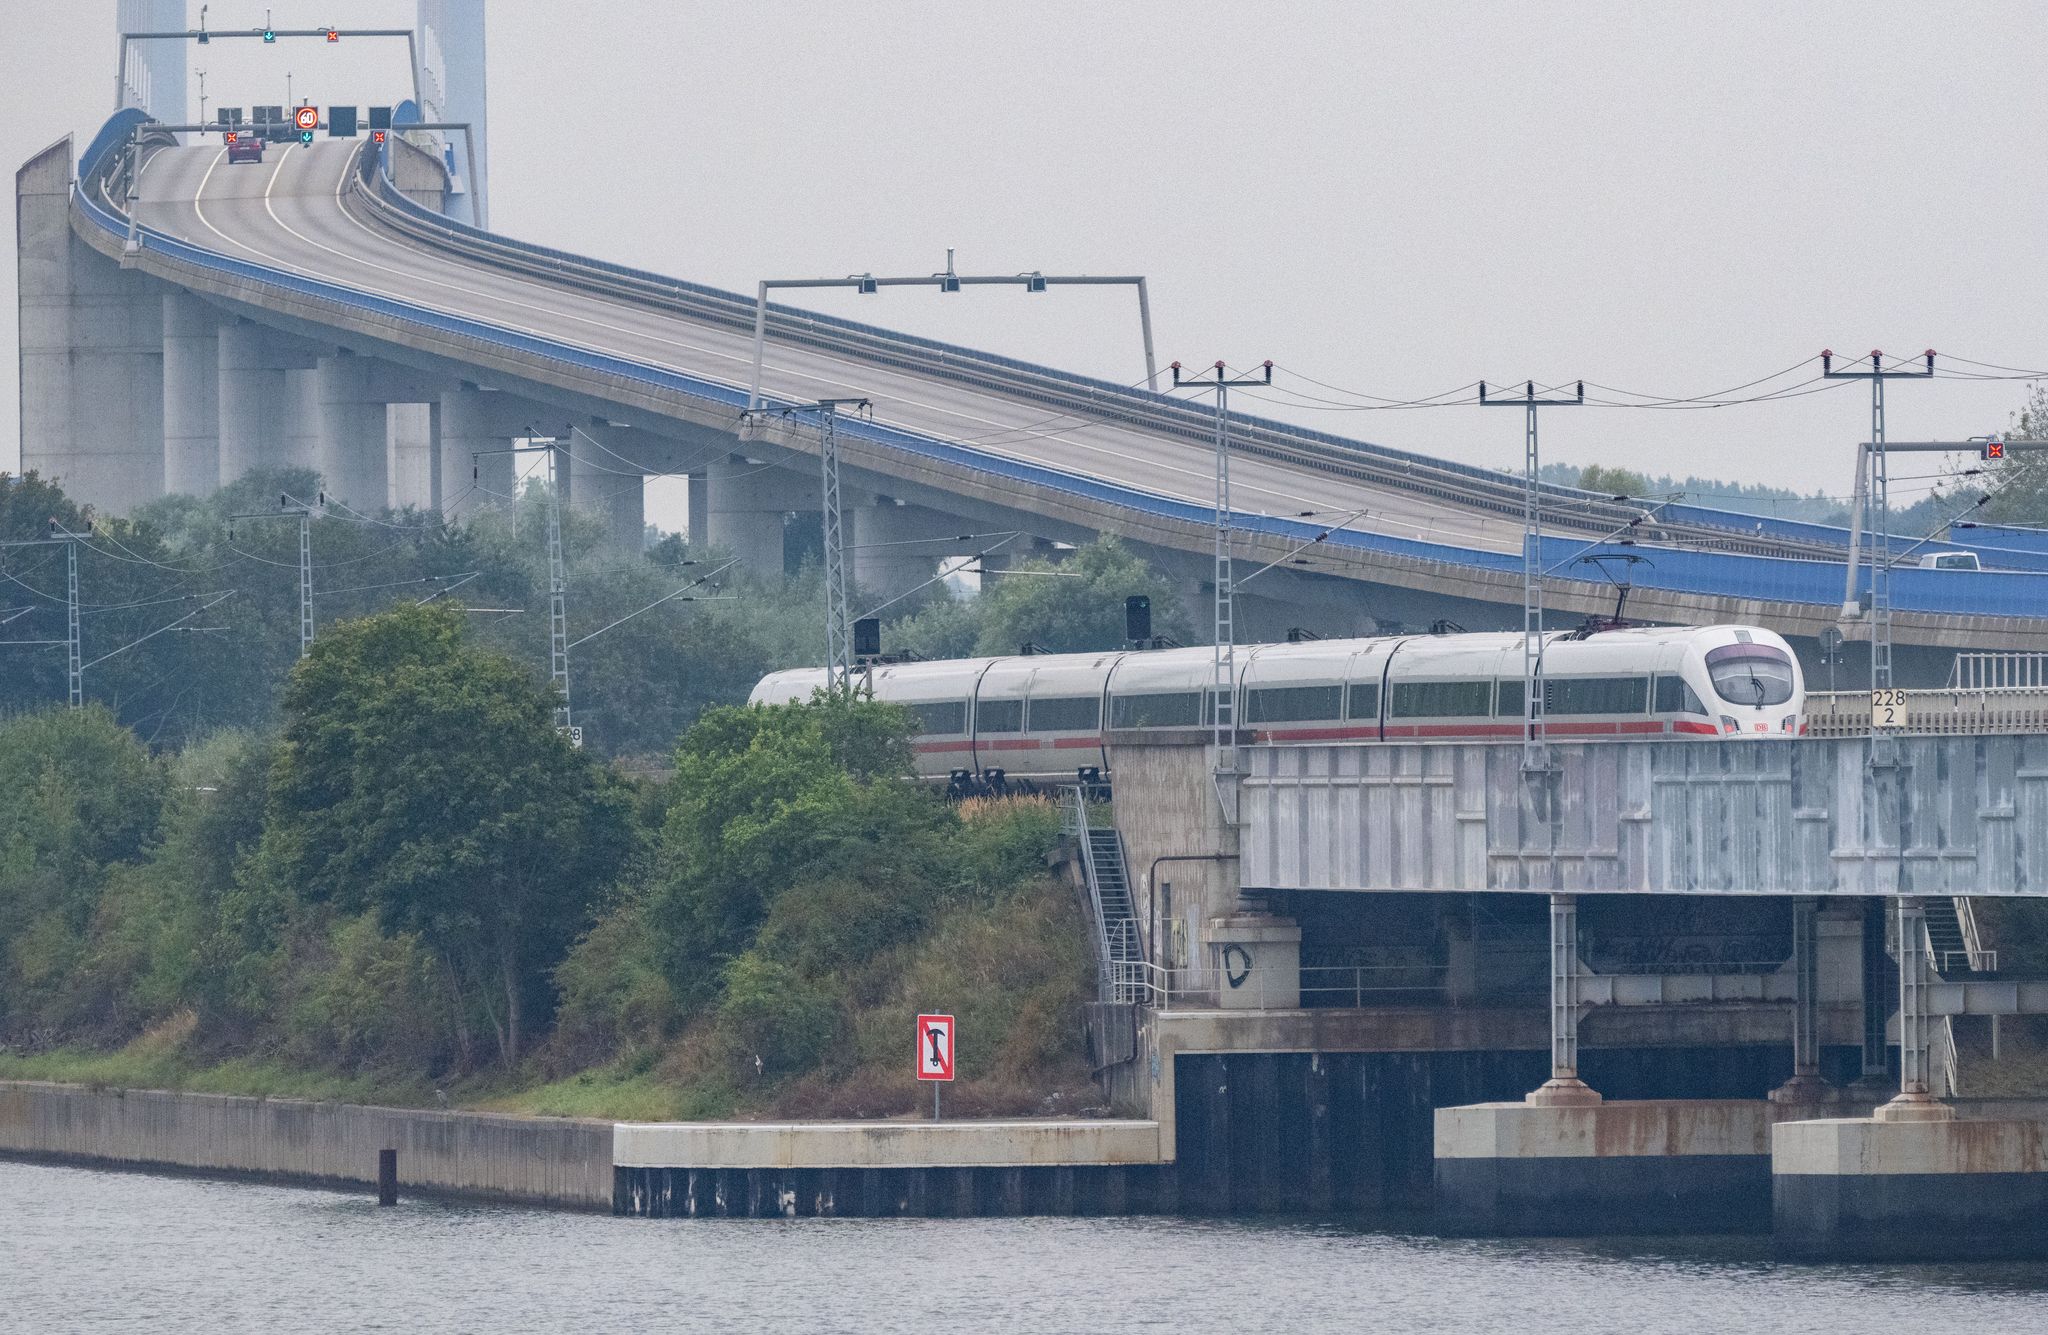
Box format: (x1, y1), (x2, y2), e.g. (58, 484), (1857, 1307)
(1720, 716), (1740, 735)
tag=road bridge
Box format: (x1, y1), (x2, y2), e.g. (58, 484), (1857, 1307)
(18, 110), (2048, 675)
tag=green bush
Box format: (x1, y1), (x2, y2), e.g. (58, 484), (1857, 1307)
(715, 952), (844, 1079)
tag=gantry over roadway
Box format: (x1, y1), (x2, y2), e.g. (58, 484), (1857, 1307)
(20, 110), (2048, 670)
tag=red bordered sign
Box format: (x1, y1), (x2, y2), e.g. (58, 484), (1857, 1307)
(294, 106), (319, 131)
(915, 1013), (955, 1082)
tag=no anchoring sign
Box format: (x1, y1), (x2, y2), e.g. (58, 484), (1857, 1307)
(916, 1013), (955, 1082)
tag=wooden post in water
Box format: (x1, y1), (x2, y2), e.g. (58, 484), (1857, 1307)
(378, 1148), (398, 1206)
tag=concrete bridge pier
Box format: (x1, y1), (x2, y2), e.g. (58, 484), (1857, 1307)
(568, 424), (648, 557)
(704, 456), (816, 582)
(388, 403), (437, 512)
(216, 319), (321, 486)
(17, 135), (165, 513)
(284, 369), (323, 477)
(433, 387), (574, 520)
(1435, 897), (1776, 1236)
(161, 291), (222, 496)
(315, 353), (389, 512)
(850, 497), (974, 599)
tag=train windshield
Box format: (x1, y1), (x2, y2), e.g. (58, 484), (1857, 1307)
(1704, 644), (1795, 707)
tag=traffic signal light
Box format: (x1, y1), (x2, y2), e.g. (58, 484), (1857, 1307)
(326, 29), (339, 42)
(1985, 439), (2007, 461)
(262, 29), (276, 42)
(299, 130), (314, 145)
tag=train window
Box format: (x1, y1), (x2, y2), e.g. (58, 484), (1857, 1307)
(1390, 680), (1492, 717)
(976, 698), (1023, 733)
(1497, 679), (1524, 718)
(1029, 696), (1101, 732)
(1704, 645), (1795, 706)
(908, 700), (968, 735)
(1545, 676), (1649, 715)
(1110, 691), (1203, 728)
(1653, 674), (1709, 717)
(1345, 682), (1380, 720)
(1246, 684), (1343, 723)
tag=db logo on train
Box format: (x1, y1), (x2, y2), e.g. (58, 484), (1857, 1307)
(916, 1013), (955, 1082)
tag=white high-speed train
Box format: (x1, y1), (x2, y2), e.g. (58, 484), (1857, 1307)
(750, 624), (1807, 785)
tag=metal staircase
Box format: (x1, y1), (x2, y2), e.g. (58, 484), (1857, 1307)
(1061, 788), (1147, 1004)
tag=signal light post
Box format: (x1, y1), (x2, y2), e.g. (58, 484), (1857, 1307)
(746, 257), (1157, 411)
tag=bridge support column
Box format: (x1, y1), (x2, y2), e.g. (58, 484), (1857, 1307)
(216, 320), (320, 486)
(705, 457), (813, 581)
(17, 136), (164, 513)
(388, 403), (437, 512)
(1530, 893), (1598, 1106)
(1879, 896), (1953, 1122)
(1850, 898), (1895, 1099)
(687, 471), (709, 546)
(283, 369), (322, 476)
(569, 426), (647, 557)
(162, 292), (222, 496)
(315, 353), (388, 512)
(436, 387), (514, 520)
(1772, 898), (1833, 1105)
(850, 498), (971, 598)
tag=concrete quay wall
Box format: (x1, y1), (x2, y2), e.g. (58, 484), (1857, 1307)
(0, 1082), (612, 1210)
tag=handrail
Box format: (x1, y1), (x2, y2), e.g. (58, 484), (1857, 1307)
(1061, 787), (1120, 1006)
(350, 145), (1945, 568)
(71, 115), (2048, 619)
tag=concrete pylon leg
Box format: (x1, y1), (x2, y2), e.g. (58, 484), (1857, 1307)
(217, 322), (291, 485)
(316, 354), (388, 511)
(687, 472), (709, 547)
(1528, 893), (1599, 1106)
(436, 387), (512, 520)
(849, 499), (972, 599)
(17, 135), (164, 514)
(705, 457), (814, 581)
(162, 292), (222, 496)
(569, 428), (647, 557)
(284, 368), (322, 476)
(387, 404), (436, 512)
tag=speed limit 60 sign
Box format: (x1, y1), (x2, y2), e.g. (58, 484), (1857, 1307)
(294, 106), (319, 131)
(915, 1013), (955, 1082)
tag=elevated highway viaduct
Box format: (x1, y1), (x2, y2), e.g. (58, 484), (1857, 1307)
(20, 113), (2048, 681)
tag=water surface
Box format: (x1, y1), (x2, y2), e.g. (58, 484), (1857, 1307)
(6, 1160), (2045, 1332)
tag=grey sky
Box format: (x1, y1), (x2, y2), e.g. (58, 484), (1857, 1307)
(8, 1), (2048, 516)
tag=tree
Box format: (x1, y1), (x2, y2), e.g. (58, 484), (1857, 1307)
(260, 602), (635, 1065)
(648, 693), (947, 1006)
(0, 706), (167, 1036)
(1964, 382), (2048, 525)
(1577, 464), (1650, 498)
(973, 537), (1191, 656)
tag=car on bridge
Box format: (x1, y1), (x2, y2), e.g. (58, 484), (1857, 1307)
(225, 136), (265, 165)
(1917, 551), (1981, 571)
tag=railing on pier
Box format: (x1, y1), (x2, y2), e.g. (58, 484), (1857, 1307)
(1805, 688), (2048, 737)
(1950, 652), (2048, 691)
